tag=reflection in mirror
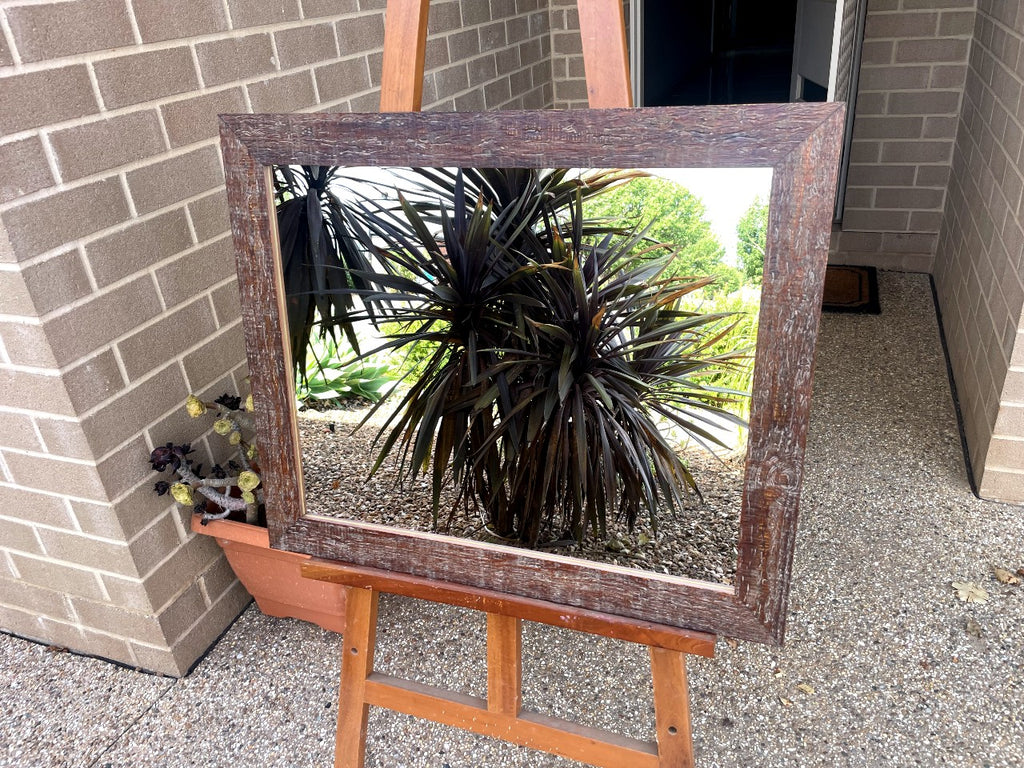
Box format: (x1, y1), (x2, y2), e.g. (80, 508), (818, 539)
(275, 165), (771, 587)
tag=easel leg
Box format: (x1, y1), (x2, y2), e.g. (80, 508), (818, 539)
(486, 613), (522, 715)
(577, 0), (633, 108)
(379, 0), (429, 111)
(335, 586), (379, 768)
(649, 647), (696, 768)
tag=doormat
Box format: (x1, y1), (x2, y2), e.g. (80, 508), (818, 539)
(821, 265), (880, 314)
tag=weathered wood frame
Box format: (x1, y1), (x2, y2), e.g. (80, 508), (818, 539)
(220, 104), (844, 645)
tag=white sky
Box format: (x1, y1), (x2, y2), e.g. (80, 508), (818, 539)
(649, 168), (773, 263)
(329, 166), (773, 264)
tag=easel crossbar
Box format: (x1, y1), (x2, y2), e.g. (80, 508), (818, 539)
(364, 672), (660, 767)
(302, 560), (716, 657)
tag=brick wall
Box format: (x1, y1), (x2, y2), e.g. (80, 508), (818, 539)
(0, 0), (554, 676)
(549, 0), (586, 108)
(414, 0), (553, 112)
(933, 2), (1024, 503)
(547, 0), (629, 110)
(832, 0), (974, 271)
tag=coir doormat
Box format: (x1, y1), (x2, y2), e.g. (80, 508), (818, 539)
(821, 265), (880, 314)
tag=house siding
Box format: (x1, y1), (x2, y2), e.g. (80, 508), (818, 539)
(832, 0), (973, 271)
(933, 2), (1024, 503)
(0, 0), (555, 675)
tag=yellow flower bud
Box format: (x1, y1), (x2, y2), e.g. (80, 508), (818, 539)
(246, 443), (258, 461)
(241, 490), (256, 505)
(213, 419), (233, 435)
(170, 482), (194, 506)
(244, 394), (254, 412)
(228, 431), (242, 446)
(237, 471), (260, 492)
(185, 395), (207, 418)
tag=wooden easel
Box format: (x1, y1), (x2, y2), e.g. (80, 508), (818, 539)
(302, 2), (715, 766)
(378, 0), (633, 111)
(304, 561), (716, 768)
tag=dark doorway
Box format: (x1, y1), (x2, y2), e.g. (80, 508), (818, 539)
(641, 0), (802, 107)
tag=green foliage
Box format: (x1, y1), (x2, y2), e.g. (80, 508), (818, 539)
(327, 169), (747, 546)
(378, 321), (438, 380)
(296, 334), (393, 408)
(583, 175), (742, 295)
(736, 195), (769, 282)
(696, 290), (759, 420)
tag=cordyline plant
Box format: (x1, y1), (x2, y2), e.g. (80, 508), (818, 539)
(150, 393), (263, 525)
(274, 165), (376, 385)
(314, 167), (749, 547)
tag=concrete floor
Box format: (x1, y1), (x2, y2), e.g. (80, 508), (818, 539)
(2, 271), (1022, 767)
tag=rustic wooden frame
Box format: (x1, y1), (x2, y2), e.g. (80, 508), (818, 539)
(220, 104), (844, 645)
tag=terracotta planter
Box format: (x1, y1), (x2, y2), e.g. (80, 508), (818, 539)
(191, 514), (346, 633)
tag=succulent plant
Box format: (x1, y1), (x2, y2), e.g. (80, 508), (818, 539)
(150, 392), (263, 525)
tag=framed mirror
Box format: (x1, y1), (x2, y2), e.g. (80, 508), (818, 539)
(221, 105), (843, 644)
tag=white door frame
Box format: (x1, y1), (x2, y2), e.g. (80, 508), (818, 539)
(790, 0), (845, 101)
(630, 0), (644, 106)
(628, 0), (864, 222)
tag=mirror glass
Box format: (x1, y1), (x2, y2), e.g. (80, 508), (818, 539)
(276, 164), (771, 588)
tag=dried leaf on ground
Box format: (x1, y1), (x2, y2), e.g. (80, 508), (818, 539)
(951, 581), (989, 603)
(992, 565), (1021, 585)
(778, 696), (793, 707)
(965, 617), (983, 638)
(797, 683), (815, 695)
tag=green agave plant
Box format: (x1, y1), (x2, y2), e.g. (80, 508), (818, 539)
(296, 333), (393, 409)
(310, 167), (749, 547)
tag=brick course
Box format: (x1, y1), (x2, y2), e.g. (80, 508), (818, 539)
(0, 138), (54, 205)
(0, 66), (99, 136)
(19, 251), (93, 316)
(131, 0), (229, 43)
(2, 178), (132, 261)
(85, 210), (194, 289)
(548, 0), (588, 109)
(5, 0), (136, 63)
(161, 88), (249, 149)
(93, 48), (201, 110)
(49, 111), (167, 184)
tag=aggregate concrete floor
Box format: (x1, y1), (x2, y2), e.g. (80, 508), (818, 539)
(2, 271), (1022, 767)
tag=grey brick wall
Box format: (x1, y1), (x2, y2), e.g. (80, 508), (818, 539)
(549, 0), (586, 108)
(0, 0), (554, 675)
(933, 2), (1024, 503)
(832, 0), (973, 271)
(547, 0), (629, 110)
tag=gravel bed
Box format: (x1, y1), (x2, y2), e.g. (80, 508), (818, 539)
(297, 404), (743, 584)
(0, 635), (174, 768)
(5, 271), (1023, 768)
